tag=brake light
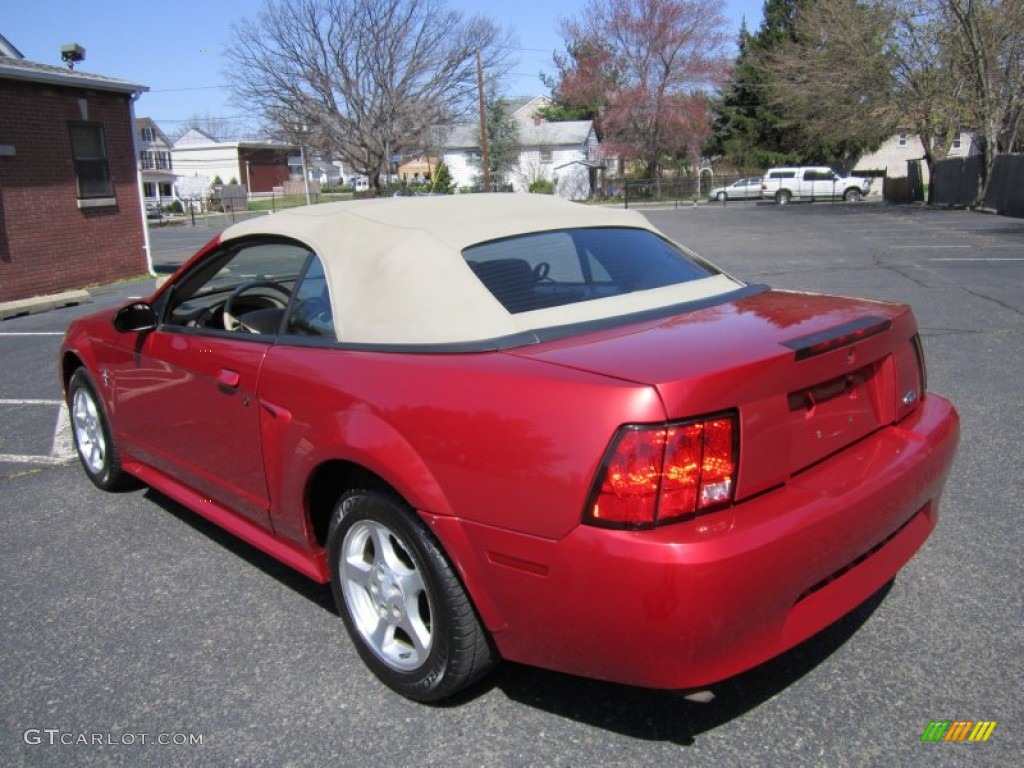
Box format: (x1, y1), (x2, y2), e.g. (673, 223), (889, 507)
(586, 413), (738, 529)
(782, 316), (892, 360)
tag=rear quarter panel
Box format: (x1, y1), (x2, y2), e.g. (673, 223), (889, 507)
(257, 345), (666, 546)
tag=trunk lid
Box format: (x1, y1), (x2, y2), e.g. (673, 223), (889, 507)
(508, 289), (924, 500)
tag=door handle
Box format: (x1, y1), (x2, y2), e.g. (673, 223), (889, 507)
(217, 369), (241, 388)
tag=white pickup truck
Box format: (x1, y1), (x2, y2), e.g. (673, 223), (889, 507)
(761, 167), (873, 204)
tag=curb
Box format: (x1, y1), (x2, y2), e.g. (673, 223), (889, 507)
(0, 289), (92, 321)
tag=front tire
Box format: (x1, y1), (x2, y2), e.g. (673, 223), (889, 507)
(716, 191), (727, 202)
(68, 368), (131, 490)
(327, 489), (496, 702)
(844, 188), (863, 202)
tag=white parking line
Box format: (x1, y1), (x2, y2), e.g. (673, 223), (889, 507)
(0, 332), (64, 336)
(52, 405), (74, 459)
(0, 454), (69, 466)
(0, 401), (76, 467)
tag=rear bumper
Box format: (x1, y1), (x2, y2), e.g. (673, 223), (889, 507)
(433, 394), (959, 689)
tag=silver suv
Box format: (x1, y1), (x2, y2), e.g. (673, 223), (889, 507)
(761, 167), (873, 204)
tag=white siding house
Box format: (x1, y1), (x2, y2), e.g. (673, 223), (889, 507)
(135, 118), (177, 208)
(440, 96), (602, 199)
(171, 129), (296, 198)
(854, 130), (980, 183)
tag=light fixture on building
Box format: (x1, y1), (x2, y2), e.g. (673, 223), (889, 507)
(60, 43), (85, 70)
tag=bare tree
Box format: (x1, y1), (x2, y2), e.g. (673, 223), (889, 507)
(226, 0), (512, 192)
(942, 0), (1024, 201)
(885, 0), (963, 198)
(555, 0), (732, 177)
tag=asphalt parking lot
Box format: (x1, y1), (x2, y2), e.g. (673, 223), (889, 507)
(2, 203), (1021, 766)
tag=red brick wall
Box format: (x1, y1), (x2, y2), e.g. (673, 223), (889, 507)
(0, 79), (148, 303)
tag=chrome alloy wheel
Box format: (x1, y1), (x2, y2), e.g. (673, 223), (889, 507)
(71, 386), (107, 475)
(340, 519), (434, 671)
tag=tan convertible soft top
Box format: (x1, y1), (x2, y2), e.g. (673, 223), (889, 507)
(221, 194), (741, 345)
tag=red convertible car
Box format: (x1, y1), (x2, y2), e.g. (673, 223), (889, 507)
(60, 195), (959, 701)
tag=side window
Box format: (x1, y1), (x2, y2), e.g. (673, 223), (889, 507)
(284, 256), (335, 339)
(163, 240), (310, 335)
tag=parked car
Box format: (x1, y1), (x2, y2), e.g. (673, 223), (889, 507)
(762, 167), (873, 204)
(61, 195), (958, 702)
(709, 176), (764, 201)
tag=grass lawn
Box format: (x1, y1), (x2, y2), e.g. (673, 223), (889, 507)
(247, 192), (354, 211)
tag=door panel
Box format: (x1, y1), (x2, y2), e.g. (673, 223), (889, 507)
(113, 329), (272, 527)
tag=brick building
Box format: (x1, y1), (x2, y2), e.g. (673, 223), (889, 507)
(0, 38), (149, 303)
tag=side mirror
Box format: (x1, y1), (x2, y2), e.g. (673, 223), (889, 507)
(113, 302), (158, 333)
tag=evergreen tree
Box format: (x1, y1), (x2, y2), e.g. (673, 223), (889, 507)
(705, 1), (801, 168)
(430, 161), (455, 194)
(471, 91), (519, 186)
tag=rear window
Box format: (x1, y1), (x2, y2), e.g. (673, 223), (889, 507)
(463, 227), (717, 314)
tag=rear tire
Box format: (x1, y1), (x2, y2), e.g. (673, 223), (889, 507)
(68, 368), (132, 491)
(775, 189), (792, 205)
(327, 489), (496, 702)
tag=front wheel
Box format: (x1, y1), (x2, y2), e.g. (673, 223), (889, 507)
(68, 368), (132, 490)
(716, 191), (727, 202)
(327, 489), (496, 702)
(844, 188), (863, 202)
(775, 189), (792, 205)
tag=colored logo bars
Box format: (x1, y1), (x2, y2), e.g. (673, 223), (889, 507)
(921, 721), (997, 742)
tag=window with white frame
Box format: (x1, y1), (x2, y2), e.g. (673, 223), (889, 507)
(952, 133), (962, 150)
(898, 133), (907, 147)
(141, 126), (155, 142)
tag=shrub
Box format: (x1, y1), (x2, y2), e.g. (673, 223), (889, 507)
(529, 179), (554, 194)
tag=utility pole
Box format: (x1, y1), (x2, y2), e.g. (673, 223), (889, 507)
(476, 48), (490, 192)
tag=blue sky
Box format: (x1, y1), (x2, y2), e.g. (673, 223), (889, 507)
(4, 0), (765, 135)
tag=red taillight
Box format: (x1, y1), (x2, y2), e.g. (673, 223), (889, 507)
(586, 413), (738, 529)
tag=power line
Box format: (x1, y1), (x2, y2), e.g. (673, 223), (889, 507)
(146, 114), (254, 124)
(148, 84), (230, 93)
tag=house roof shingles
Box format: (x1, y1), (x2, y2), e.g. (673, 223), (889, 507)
(442, 120), (593, 150)
(0, 54), (146, 94)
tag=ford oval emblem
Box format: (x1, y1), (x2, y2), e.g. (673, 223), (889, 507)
(902, 390), (919, 406)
